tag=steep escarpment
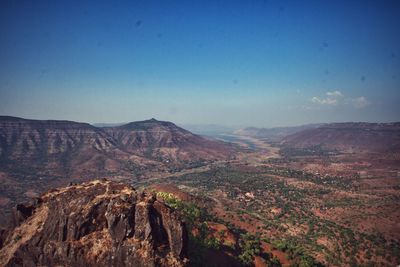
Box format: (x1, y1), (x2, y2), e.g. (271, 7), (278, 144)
(0, 116), (234, 172)
(0, 180), (188, 267)
(0, 116), (128, 179)
(0, 116), (236, 223)
(104, 118), (234, 163)
(0, 116), (115, 159)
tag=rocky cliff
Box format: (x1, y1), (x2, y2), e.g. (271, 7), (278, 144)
(0, 180), (188, 267)
(0, 116), (235, 179)
(0, 116), (236, 226)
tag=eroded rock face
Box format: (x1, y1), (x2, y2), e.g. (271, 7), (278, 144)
(0, 180), (188, 267)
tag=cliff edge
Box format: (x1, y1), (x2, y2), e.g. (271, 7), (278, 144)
(0, 180), (188, 267)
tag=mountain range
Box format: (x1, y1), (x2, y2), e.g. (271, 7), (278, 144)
(1, 117), (400, 266)
(281, 122), (400, 153)
(0, 116), (234, 177)
(0, 116), (236, 224)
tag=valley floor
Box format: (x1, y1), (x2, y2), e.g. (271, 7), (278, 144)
(1, 135), (399, 266)
(135, 136), (400, 267)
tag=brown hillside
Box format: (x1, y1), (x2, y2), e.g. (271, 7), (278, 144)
(281, 122), (400, 153)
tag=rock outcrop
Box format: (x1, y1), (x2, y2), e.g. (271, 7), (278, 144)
(0, 180), (188, 267)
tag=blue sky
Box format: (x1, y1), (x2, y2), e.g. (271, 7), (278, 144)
(0, 0), (399, 127)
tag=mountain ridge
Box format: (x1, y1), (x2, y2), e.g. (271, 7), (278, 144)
(281, 122), (400, 152)
(0, 116), (234, 163)
(0, 116), (236, 224)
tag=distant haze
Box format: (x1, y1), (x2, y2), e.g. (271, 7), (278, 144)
(0, 1), (399, 127)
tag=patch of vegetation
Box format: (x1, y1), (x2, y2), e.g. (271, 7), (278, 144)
(238, 233), (262, 265)
(156, 191), (285, 266)
(157, 165), (399, 266)
(280, 145), (339, 158)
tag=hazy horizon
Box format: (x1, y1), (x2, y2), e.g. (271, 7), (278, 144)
(1, 114), (399, 130)
(1, 1), (399, 127)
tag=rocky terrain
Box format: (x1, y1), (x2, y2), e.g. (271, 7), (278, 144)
(1, 117), (400, 266)
(0, 180), (188, 267)
(0, 116), (236, 224)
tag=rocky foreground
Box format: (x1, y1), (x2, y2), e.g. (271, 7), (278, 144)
(0, 180), (188, 267)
